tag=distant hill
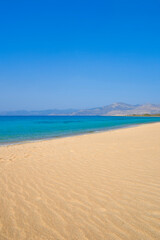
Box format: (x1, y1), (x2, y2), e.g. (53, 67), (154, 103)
(72, 103), (160, 116)
(1, 103), (160, 116)
(72, 103), (138, 116)
(0, 109), (77, 116)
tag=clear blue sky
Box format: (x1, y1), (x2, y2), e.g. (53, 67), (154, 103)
(0, 0), (160, 111)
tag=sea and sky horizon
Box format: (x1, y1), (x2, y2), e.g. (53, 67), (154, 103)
(0, 1), (160, 144)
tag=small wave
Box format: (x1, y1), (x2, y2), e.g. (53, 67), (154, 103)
(35, 121), (58, 124)
(35, 120), (82, 124)
(63, 120), (82, 124)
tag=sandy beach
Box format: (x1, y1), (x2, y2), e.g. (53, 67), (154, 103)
(0, 122), (160, 240)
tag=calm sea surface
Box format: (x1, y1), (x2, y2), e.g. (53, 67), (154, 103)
(0, 116), (160, 145)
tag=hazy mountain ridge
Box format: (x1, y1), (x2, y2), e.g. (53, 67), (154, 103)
(1, 103), (160, 116)
(0, 109), (77, 116)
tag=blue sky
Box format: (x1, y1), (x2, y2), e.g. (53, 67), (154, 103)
(0, 0), (160, 110)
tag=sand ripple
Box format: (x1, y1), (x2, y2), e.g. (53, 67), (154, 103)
(0, 123), (160, 239)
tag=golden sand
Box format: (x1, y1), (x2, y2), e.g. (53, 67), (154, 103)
(0, 123), (160, 240)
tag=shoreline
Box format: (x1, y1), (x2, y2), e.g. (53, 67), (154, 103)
(0, 120), (159, 147)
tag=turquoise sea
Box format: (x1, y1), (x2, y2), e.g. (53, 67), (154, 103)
(0, 116), (160, 145)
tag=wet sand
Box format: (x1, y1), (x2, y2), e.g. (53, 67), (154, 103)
(0, 123), (160, 240)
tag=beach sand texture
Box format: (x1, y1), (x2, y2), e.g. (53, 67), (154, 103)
(0, 123), (160, 240)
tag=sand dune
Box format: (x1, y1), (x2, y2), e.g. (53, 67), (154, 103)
(0, 123), (160, 240)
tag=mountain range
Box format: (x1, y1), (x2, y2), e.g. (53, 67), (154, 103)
(1, 103), (160, 116)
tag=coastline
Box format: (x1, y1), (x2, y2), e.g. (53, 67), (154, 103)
(0, 122), (160, 239)
(0, 120), (160, 147)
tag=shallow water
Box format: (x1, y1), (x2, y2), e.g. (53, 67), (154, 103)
(0, 116), (160, 144)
